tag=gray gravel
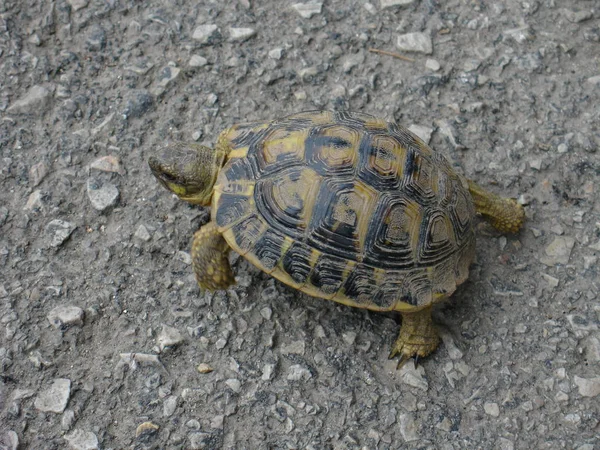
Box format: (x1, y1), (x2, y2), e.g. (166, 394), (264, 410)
(1, 0), (599, 448)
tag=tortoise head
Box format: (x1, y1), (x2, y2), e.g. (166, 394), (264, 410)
(148, 142), (224, 206)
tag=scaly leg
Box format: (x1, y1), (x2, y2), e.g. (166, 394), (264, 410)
(191, 221), (235, 290)
(389, 306), (440, 368)
(467, 180), (525, 234)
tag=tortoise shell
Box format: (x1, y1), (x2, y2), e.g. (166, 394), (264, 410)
(211, 111), (476, 312)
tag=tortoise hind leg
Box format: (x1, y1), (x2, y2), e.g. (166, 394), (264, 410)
(191, 221), (235, 291)
(467, 180), (525, 234)
(389, 306), (440, 368)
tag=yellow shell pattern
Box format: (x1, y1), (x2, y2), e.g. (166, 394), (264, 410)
(212, 111), (476, 312)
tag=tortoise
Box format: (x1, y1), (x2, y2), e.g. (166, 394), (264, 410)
(149, 110), (524, 365)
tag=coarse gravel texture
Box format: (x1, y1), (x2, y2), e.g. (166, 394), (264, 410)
(1, 0), (599, 449)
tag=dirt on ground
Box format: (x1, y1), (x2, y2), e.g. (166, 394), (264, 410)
(0, 0), (599, 449)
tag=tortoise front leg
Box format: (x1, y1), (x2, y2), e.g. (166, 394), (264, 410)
(389, 306), (440, 368)
(467, 180), (525, 234)
(191, 221), (235, 291)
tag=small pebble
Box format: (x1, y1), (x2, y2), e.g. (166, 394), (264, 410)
(268, 48), (283, 60)
(574, 376), (600, 397)
(262, 363), (275, 381)
(408, 124), (433, 144)
(484, 402), (500, 417)
(34, 378), (71, 413)
(189, 433), (212, 449)
(281, 340), (305, 355)
(398, 413), (419, 442)
(381, 0), (414, 6)
(287, 364), (312, 381)
(211, 415), (225, 429)
(342, 52), (365, 73)
(193, 25), (218, 43)
(123, 90), (154, 118)
(364, 2), (377, 14)
(399, 363), (428, 391)
(157, 65), (180, 88)
(189, 55), (208, 67)
(66, 0), (88, 11)
(215, 337), (228, 349)
(64, 429), (98, 450)
(540, 236), (575, 266)
(229, 27), (256, 42)
(541, 273), (559, 288)
(396, 32), (433, 54)
(47, 305), (84, 328)
(24, 190), (44, 211)
(163, 396), (177, 417)
(135, 422), (159, 438)
(87, 178), (119, 212)
(62, 409), (75, 430)
(134, 225), (151, 242)
(292, 2), (323, 18)
(29, 162), (48, 186)
(260, 307), (273, 320)
(7, 85), (52, 115)
(157, 324), (184, 351)
(90, 155), (124, 175)
(563, 9), (593, 23)
(225, 379), (241, 393)
(196, 363), (214, 374)
(45, 219), (76, 247)
(0, 431), (19, 450)
(425, 59), (441, 71)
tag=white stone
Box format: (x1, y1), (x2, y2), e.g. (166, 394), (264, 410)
(292, 2), (323, 19)
(8, 85), (52, 115)
(64, 429), (99, 450)
(398, 413), (419, 441)
(425, 58), (440, 71)
(540, 236), (575, 266)
(408, 124), (433, 144)
(484, 402), (500, 417)
(90, 155), (123, 175)
(396, 32), (433, 54)
(281, 340), (305, 355)
(287, 364), (312, 381)
(262, 363), (275, 380)
(163, 396), (177, 417)
(229, 27), (256, 42)
(563, 9), (593, 23)
(189, 55), (208, 67)
(24, 190), (44, 211)
(541, 273), (559, 288)
(268, 48), (283, 60)
(34, 378), (71, 413)
(46, 220), (76, 247)
(381, 0), (415, 7)
(66, 0), (89, 11)
(0, 430), (18, 450)
(192, 25), (218, 43)
(86, 178), (119, 211)
(157, 66), (180, 87)
(225, 378), (241, 393)
(574, 375), (600, 397)
(134, 224), (151, 242)
(47, 305), (84, 328)
(399, 363), (428, 391)
(157, 324), (184, 351)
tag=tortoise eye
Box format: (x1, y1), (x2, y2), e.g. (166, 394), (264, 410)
(160, 171), (178, 183)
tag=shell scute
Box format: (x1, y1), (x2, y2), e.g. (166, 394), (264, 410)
(214, 111), (476, 311)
